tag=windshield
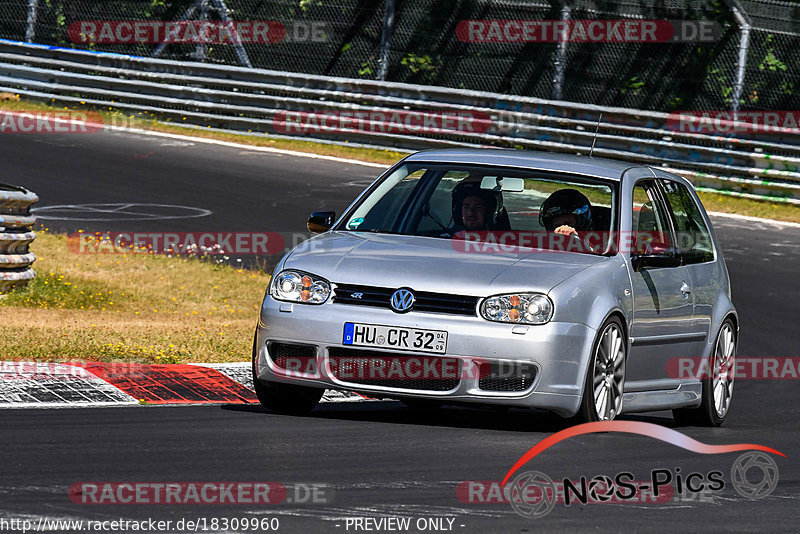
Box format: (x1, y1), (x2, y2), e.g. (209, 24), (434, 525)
(337, 163), (617, 255)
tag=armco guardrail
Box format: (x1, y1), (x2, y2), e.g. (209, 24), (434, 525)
(1, 39), (799, 204)
(0, 182), (37, 294)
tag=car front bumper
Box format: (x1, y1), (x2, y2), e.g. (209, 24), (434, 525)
(255, 296), (597, 417)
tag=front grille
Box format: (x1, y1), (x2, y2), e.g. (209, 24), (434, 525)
(268, 342), (317, 373)
(478, 362), (537, 392)
(333, 283), (479, 316)
(327, 347), (460, 391)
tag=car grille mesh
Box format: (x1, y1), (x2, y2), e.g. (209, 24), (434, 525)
(478, 362), (537, 392)
(268, 342), (317, 372)
(333, 283), (479, 316)
(327, 347), (460, 391)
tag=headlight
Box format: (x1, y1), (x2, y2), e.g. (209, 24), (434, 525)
(480, 293), (553, 324)
(270, 270), (331, 304)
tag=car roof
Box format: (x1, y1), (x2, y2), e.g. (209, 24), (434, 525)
(403, 148), (643, 181)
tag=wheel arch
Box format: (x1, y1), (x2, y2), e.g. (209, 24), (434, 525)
(703, 296), (739, 361)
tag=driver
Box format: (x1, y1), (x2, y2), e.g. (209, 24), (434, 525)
(451, 181), (504, 231)
(539, 189), (593, 237)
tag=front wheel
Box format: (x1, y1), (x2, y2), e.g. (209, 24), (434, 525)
(673, 319), (736, 427)
(251, 334), (323, 415)
(575, 317), (627, 422)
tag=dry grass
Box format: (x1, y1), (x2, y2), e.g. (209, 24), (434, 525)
(0, 230), (268, 363)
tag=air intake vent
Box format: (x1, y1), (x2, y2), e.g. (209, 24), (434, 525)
(478, 362), (537, 392)
(333, 284), (478, 316)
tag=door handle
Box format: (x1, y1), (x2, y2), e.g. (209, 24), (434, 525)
(680, 281), (691, 299)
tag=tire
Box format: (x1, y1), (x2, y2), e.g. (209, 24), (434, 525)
(673, 319), (736, 427)
(575, 316), (627, 422)
(251, 332), (323, 415)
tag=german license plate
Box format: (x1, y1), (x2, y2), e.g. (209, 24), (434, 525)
(343, 323), (447, 354)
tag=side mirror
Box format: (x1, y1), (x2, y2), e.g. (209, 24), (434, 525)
(632, 249), (681, 270)
(307, 211), (336, 233)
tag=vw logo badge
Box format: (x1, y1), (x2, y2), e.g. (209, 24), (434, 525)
(390, 289), (415, 313)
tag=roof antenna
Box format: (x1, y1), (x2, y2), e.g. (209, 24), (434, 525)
(589, 113), (602, 158)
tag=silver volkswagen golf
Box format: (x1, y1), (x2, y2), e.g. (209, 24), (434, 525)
(252, 149), (737, 425)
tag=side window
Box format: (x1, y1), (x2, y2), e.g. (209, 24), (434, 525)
(660, 180), (714, 264)
(632, 181), (673, 256)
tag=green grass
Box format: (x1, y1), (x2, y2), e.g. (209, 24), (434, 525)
(3, 269), (116, 310)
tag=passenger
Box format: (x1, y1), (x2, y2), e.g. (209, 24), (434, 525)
(451, 181), (506, 231)
(539, 189), (593, 238)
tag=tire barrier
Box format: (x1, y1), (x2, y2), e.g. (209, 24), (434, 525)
(0, 182), (37, 294)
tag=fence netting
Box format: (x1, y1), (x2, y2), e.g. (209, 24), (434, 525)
(0, 0), (797, 112)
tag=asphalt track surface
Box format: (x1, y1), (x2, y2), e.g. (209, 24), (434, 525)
(2, 130), (799, 533)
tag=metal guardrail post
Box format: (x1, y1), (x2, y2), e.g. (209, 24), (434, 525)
(24, 0), (39, 43)
(725, 0), (751, 114)
(153, 0), (202, 59)
(210, 0), (253, 68)
(152, 0), (252, 67)
(194, 0), (210, 62)
(551, 0), (572, 101)
(377, 0), (396, 81)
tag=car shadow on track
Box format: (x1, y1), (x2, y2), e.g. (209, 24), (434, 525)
(222, 401), (678, 433)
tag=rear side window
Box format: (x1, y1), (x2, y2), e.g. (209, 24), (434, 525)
(660, 180), (714, 264)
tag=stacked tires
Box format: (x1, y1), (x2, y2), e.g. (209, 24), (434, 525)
(0, 183), (37, 294)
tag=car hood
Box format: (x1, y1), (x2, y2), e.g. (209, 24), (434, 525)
(283, 232), (607, 296)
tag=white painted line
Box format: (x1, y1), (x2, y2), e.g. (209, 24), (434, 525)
(0, 402), (139, 409)
(32, 202), (211, 222)
(193, 362), (250, 370)
(106, 125), (390, 168)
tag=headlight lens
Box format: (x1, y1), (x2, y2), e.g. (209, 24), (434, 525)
(480, 293), (553, 324)
(270, 270), (331, 304)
